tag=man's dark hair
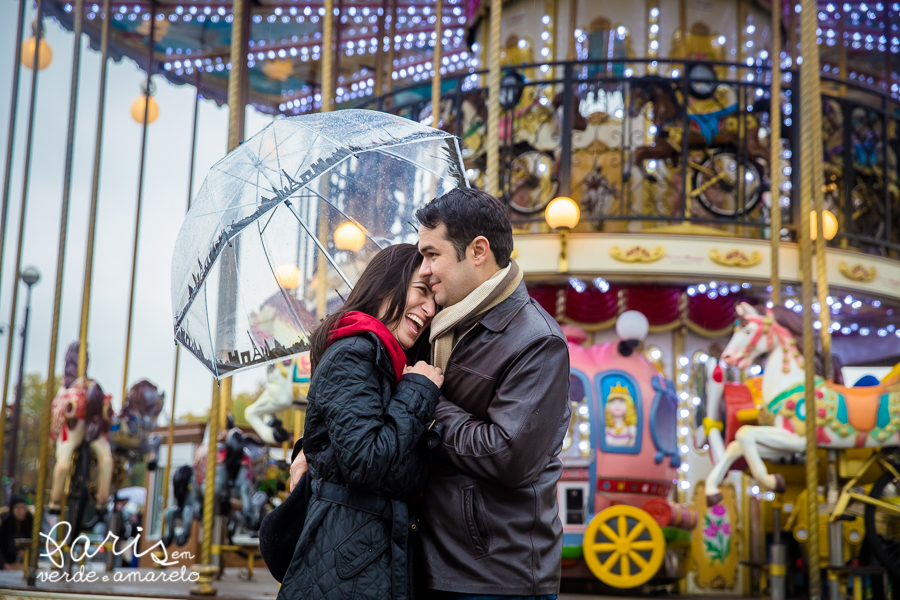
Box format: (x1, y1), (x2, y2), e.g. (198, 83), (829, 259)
(415, 188), (513, 267)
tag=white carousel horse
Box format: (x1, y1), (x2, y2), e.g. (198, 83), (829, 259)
(704, 302), (900, 505)
(49, 342), (165, 515)
(49, 378), (115, 513)
(243, 352), (311, 445)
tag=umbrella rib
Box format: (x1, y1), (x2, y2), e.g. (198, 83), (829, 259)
(288, 132), (323, 183)
(257, 221), (312, 340)
(268, 126), (284, 189)
(259, 203), (280, 235)
(283, 200), (354, 289)
(302, 186), (388, 249)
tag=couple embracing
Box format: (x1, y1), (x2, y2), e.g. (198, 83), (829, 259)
(277, 189), (571, 600)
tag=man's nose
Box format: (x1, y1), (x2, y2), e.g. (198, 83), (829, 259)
(418, 261), (431, 278)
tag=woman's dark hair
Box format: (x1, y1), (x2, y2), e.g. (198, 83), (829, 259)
(415, 188), (514, 268)
(309, 243), (424, 373)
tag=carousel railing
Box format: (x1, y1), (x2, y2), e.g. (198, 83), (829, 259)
(354, 58), (900, 258)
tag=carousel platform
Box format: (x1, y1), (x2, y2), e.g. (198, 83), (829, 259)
(0, 566), (761, 599)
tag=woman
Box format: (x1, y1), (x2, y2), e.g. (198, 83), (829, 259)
(277, 243), (443, 600)
(0, 494), (33, 568)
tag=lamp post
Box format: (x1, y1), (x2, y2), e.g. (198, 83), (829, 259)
(544, 196), (580, 272)
(6, 266), (40, 492)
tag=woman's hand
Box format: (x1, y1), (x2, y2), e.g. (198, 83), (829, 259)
(403, 361), (444, 388)
(289, 450), (308, 493)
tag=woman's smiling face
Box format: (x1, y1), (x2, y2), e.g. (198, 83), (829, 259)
(388, 273), (436, 349)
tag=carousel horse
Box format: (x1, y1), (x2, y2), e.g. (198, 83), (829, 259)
(110, 379), (165, 484)
(244, 353), (311, 445)
(49, 342), (115, 514)
(49, 342), (165, 516)
(704, 303), (900, 505)
(163, 423), (270, 546)
(161, 465), (199, 547)
(627, 77), (768, 184)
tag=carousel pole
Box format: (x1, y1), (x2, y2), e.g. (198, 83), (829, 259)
(28, 0), (84, 577)
(374, 0), (388, 96)
(385, 0), (397, 98)
(565, 0), (577, 61)
(316, 0), (335, 320)
(1, 0), (44, 486)
(0, 0), (28, 498)
(798, 0), (822, 597)
(20, 1), (45, 584)
(431, 0), (444, 127)
(0, 0), (27, 311)
(163, 88), (200, 519)
(193, 0), (248, 594)
(486, 0), (502, 196)
(120, 4), (156, 405)
(770, 0), (782, 306)
(78, 0), (112, 379)
(768, 13), (785, 596)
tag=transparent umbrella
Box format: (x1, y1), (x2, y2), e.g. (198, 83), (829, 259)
(171, 110), (467, 380)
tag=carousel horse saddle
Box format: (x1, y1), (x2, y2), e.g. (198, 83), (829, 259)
(826, 380), (900, 434)
(686, 104), (738, 145)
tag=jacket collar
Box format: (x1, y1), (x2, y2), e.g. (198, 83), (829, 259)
(478, 281), (529, 333)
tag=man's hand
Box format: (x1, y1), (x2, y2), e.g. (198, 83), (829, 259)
(289, 449), (308, 492)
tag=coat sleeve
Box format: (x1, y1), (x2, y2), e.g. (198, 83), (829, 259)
(315, 337), (441, 497)
(433, 334), (570, 489)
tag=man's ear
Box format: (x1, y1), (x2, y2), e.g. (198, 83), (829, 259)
(469, 236), (492, 267)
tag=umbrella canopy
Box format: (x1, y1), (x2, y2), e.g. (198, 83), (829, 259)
(171, 110), (467, 379)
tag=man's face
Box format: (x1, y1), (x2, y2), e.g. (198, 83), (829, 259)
(13, 503), (27, 522)
(417, 222), (477, 307)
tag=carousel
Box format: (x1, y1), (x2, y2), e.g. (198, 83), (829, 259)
(1, 0), (900, 598)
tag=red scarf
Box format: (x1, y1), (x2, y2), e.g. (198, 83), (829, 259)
(328, 311), (407, 383)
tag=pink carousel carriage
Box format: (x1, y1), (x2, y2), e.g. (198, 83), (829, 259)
(556, 312), (695, 589)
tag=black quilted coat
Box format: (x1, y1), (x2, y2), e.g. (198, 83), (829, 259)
(276, 333), (441, 600)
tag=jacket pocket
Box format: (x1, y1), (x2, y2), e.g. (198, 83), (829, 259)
(461, 485), (490, 558)
(335, 518), (390, 580)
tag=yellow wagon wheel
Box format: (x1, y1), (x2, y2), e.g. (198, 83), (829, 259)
(582, 505), (666, 589)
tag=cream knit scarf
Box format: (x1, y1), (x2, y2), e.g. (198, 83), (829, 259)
(429, 260), (523, 372)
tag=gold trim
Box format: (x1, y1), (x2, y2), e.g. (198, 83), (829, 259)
(686, 320), (735, 338)
(559, 314), (618, 332)
(709, 249), (763, 268)
(610, 245), (665, 263)
(838, 262), (876, 283)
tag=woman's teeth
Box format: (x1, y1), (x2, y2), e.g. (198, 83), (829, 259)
(405, 314), (424, 335)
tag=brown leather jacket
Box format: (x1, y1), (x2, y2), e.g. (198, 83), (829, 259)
(419, 281), (571, 596)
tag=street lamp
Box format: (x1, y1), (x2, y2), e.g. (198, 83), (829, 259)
(7, 266), (40, 491)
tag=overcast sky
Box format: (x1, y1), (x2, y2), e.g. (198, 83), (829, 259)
(0, 2), (274, 419)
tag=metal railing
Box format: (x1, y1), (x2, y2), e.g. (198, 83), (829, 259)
(355, 58), (900, 257)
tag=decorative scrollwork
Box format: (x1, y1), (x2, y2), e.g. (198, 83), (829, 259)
(610, 245), (666, 263)
(838, 262), (877, 282)
(709, 249), (763, 268)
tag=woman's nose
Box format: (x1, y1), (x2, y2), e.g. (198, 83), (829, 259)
(423, 298), (436, 317)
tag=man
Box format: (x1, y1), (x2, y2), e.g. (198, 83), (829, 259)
(414, 188), (570, 600)
(289, 188), (570, 599)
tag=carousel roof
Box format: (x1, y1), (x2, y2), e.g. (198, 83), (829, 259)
(43, 0), (477, 115)
(39, 0), (900, 114)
